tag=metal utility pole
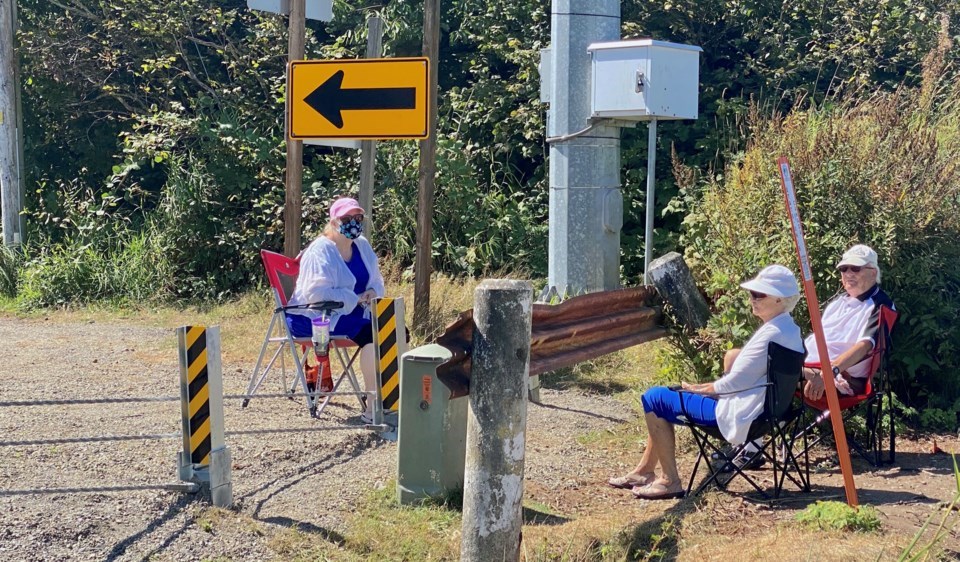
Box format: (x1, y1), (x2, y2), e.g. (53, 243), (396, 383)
(414, 0), (439, 331)
(547, 0), (621, 294)
(358, 15), (383, 239)
(283, 0), (306, 258)
(0, 0), (23, 248)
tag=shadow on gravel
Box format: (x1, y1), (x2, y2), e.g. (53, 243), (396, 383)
(522, 506), (572, 526)
(617, 495), (695, 561)
(799, 485), (943, 508)
(539, 368), (632, 395)
(861, 451), (956, 476)
(106, 493), (194, 562)
(243, 433), (385, 507)
(532, 400), (629, 424)
(258, 516), (347, 545)
(239, 432), (386, 539)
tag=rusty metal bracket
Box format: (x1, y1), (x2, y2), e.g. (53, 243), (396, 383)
(435, 286), (666, 398)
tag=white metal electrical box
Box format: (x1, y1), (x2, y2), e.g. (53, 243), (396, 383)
(588, 39), (702, 121)
(247, 0), (332, 21)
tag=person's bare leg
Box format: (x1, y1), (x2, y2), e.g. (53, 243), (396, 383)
(359, 343), (376, 416)
(724, 348), (741, 372)
(627, 432), (659, 482)
(644, 412), (682, 491)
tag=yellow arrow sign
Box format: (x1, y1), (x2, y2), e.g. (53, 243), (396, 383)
(288, 57), (430, 140)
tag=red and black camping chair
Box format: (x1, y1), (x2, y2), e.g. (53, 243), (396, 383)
(797, 305), (899, 468)
(242, 249), (367, 419)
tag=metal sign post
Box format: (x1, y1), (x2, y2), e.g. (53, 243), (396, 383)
(777, 157), (858, 507)
(643, 118), (657, 285)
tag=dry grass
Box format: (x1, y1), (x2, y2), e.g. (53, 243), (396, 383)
(0, 269), (483, 368)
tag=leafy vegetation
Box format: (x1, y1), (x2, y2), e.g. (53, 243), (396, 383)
(660, 29), (960, 413)
(796, 501), (883, 533)
(5, 2), (960, 410)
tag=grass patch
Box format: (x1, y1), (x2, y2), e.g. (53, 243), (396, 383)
(0, 244), (20, 298)
(344, 483), (461, 561)
(796, 501), (882, 533)
(268, 526), (356, 562)
(540, 340), (665, 398)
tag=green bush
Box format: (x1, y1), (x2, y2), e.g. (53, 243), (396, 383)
(666, 58), (960, 409)
(919, 408), (957, 432)
(796, 501), (882, 533)
(18, 222), (174, 307)
(0, 244), (20, 298)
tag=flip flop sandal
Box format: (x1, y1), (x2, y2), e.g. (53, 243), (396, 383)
(631, 482), (685, 500)
(607, 474), (654, 489)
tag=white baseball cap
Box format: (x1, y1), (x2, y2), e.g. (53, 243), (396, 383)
(837, 244), (878, 269)
(739, 265), (800, 297)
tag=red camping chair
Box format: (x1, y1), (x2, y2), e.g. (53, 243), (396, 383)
(242, 249), (367, 418)
(798, 305), (899, 468)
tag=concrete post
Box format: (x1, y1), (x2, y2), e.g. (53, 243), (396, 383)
(648, 252), (710, 331)
(460, 280), (533, 562)
(547, 0), (621, 295)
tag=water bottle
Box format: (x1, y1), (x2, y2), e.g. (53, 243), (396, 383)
(311, 315), (330, 356)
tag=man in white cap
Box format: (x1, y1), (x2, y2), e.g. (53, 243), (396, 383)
(802, 244), (895, 399)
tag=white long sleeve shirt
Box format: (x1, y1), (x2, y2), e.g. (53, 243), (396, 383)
(287, 235), (385, 331)
(712, 312), (804, 445)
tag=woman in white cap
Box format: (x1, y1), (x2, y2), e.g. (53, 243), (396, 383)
(287, 196), (385, 423)
(608, 265), (805, 499)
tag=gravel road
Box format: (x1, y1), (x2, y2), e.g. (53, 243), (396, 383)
(0, 316), (639, 561)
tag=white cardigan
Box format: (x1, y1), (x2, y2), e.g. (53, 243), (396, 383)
(712, 312), (804, 445)
(287, 235), (386, 331)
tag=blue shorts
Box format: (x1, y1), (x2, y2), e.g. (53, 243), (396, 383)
(641, 386), (719, 427)
(285, 313), (374, 348)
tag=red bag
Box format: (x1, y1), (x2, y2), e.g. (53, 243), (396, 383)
(318, 354), (333, 392)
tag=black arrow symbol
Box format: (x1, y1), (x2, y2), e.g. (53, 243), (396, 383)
(303, 70), (417, 129)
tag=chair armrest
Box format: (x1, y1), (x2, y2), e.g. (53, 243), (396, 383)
(676, 383), (770, 398)
(277, 301), (344, 314)
(673, 383), (770, 421)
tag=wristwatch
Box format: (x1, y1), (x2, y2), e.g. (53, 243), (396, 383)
(832, 366), (842, 377)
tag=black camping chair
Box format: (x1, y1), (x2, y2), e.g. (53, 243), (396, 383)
(679, 342), (810, 499)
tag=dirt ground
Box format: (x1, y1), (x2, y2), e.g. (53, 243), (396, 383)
(0, 314), (957, 561)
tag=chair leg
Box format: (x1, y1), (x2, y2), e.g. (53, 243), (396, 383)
(888, 391), (896, 464)
(244, 315), (281, 408)
(281, 331), (314, 413)
(684, 428), (718, 496)
(872, 395), (883, 466)
(776, 419), (810, 494)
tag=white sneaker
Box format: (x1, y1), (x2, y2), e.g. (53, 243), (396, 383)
(360, 412), (374, 425)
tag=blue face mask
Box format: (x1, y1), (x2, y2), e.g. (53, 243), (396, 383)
(338, 218), (363, 240)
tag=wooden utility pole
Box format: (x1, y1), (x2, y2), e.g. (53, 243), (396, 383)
(414, 0), (440, 330)
(0, 0), (23, 248)
(283, 0), (306, 258)
(358, 15), (383, 239)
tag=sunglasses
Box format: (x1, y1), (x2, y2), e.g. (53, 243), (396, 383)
(838, 265), (872, 273)
(748, 291), (768, 300)
(339, 214), (365, 223)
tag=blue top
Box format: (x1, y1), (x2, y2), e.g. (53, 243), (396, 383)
(333, 243), (371, 338)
